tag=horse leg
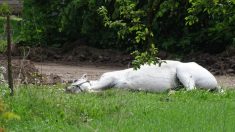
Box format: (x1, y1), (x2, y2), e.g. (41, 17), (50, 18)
(207, 86), (225, 93)
(176, 72), (196, 90)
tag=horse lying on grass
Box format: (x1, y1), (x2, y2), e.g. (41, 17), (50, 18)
(65, 60), (222, 93)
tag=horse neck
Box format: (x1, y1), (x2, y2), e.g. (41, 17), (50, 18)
(89, 80), (99, 85)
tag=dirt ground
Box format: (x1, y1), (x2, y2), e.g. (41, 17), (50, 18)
(34, 62), (235, 89)
(34, 62), (124, 82)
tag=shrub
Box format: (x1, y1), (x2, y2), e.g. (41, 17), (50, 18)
(19, 0), (235, 54)
(0, 40), (7, 53)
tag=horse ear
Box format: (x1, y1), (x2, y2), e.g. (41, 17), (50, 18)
(81, 74), (88, 80)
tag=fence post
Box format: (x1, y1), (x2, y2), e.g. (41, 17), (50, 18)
(6, 15), (14, 96)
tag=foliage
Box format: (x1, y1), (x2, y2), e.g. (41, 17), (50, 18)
(0, 40), (7, 53)
(18, 0), (60, 46)
(131, 44), (163, 69)
(184, 0), (235, 53)
(98, 3), (147, 45)
(0, 16), (21, 54)
(0, 16), (22, 56)
(0, 2), (12, 16)
(18, 0), (235, 55)
(0, 3), (10, 53)
(0, 16), (22, 41)
(0, 99), (4, 113)
(1, 85), (235, 131)
(98, 0), (161, 68)
(20, 0), (118, 48)
(0, 97), (20, 131)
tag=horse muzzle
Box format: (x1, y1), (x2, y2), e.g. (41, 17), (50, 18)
(65, 85), (83, 93)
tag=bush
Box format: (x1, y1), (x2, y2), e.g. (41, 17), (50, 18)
(0, 40), (7, 53)
(19, 0), (235, 54)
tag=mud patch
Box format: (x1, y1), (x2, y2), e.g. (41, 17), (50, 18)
(14, 45), (235, 76)
(0, 59), (62, 84)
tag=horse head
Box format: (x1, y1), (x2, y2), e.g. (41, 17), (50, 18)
(65, 74), (91, 93)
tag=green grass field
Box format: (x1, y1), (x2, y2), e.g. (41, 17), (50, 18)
(1, 85), (235, 132)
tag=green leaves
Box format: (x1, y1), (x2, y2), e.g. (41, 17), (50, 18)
(0, 40), (7, 53)
(186, 0), (235, 25)
(16, 0), (235, 55)
(0, 98), (21, 123)
(0, 2), (12, 16)
(185, 15), (199, 26)
(98, 0), (162, 69)
(1, 112), (21, 120)
(131, 44), (161, 70)
(157, 0), (179, 18)
(98, 0), (147, 43)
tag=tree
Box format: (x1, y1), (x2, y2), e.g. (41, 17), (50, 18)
(98, 0), (164, 69)
(19, 0), (235, 56)
(185, 0), (235, 53)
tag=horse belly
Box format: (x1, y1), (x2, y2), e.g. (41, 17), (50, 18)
(126, 69), (177, 92)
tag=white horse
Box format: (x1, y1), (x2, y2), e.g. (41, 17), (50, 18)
(65, 60), (221, 93)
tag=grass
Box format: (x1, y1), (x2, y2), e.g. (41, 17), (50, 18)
(0, 85), (235, 132)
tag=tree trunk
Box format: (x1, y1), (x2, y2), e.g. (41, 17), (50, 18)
(6, 15), (14, 96)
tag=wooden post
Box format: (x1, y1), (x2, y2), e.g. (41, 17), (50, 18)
(6, 15), (14, 96)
